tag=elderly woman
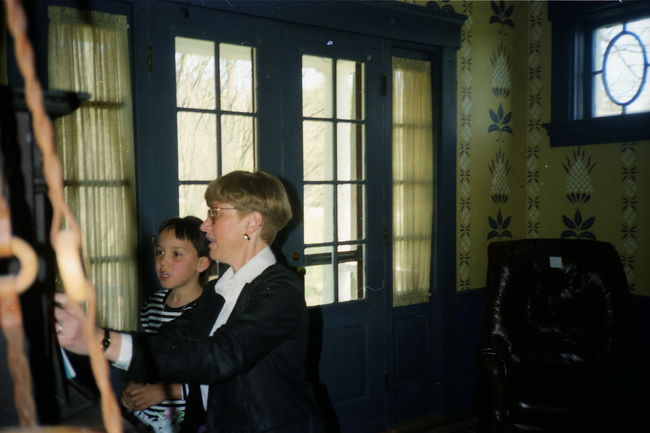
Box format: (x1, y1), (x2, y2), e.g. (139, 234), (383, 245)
(55, 171), (325, 433)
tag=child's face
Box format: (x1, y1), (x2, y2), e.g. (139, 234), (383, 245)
(155, 229), (206, 291)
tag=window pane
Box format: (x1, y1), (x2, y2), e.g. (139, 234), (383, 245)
(305, 246), (334, 306)
(302, 55), (333, 118)
(220, 43), (254, 113)
(305, 266), (334, 306)
(71, 186), (126, 255)
(626, 18), (650, 114)
(338, 243), (357, 252)
(338, 183), (363, 242)
(304, 184), (334, 244)
(175, 37), (216, 109)
(338, 259), (362, 302)
(303, 120), (333, 181)
(594, 24), (623, 70)
(628, 17), (650, 47)
(604, 34), (645, 103)
(179, 184), (209, 219)
(337, 122), (364, 180)
(594, 73), (621, 116)
(177, 112), (217, 180)
(221, 114), (256, 173)
(627, 85), (650, 113)
(336, 60), (364, 120)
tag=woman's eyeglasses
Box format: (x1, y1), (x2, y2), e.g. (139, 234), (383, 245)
(207, 207), (237, 222)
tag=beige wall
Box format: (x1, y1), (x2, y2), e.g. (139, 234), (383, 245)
(405, 0), (649, 296)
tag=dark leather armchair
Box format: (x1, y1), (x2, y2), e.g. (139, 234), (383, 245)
(477, 239), (642, 433)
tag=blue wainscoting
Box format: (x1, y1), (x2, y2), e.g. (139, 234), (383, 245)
(631, 294), (650, 347)
(454, 288), (486, 415)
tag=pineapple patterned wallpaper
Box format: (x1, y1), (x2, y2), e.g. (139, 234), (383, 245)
(404, 0), (650, 296)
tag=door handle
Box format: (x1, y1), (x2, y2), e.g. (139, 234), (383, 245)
(296, 266), (306, 276)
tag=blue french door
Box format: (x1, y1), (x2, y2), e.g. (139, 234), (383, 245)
(135, 3), (390, 432)
(279, 29), (389, 433)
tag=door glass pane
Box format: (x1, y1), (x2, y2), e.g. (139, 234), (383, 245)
(220, 43), (254, 112)
(304, 184), (334, 244)
(338, 259), (362, 302)
(221, 114), (256, 173)
(303, 120), (333, 181)
(337, 60), (364, 120)
(337, 123), (364, 180)
(305, 246), (334, 306)
(302, 54), (365, 305)
(302, 55), (333, 118)
(337, 183), (363, 242)
(177, 112), (217, 180)
(176, 37), (216, 109)
(179, 184), (209, 219)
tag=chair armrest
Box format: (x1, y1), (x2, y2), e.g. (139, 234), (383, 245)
(478, 339), (512, 433)
(478, 338), (512, 380)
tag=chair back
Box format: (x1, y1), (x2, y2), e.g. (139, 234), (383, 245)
(484, 238), (630, 366)
(478, 238), (633, 433)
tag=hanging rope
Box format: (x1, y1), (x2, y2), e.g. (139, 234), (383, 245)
(0, 182), (38, 427)
(3, 0), (122, 432)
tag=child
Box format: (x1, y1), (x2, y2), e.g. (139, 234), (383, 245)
(121, 216), (212, 433)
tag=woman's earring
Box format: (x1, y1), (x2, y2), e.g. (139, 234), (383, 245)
(243, 233), (251, 241)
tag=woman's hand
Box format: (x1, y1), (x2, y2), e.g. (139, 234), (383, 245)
(54, 293), (91, 355)
(121, 381), (140, 411)
(121, 382), (179, 411)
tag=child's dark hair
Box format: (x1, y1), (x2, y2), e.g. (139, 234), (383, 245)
(157, 216), (211, 284)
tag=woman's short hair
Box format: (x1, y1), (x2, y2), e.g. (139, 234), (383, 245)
(157, 216), (212, 284)
(204, 171), (292, 244)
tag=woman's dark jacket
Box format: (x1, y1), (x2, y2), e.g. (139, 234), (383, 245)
(127, 263), (324, 433)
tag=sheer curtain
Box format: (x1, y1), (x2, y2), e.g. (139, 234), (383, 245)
(392, 57), (434, 307)
(48, 6), (138, 330)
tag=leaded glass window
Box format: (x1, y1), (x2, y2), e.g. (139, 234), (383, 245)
(593, 16), (650, 117)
